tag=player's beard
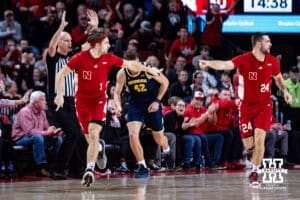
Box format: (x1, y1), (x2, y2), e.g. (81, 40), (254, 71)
(260, 46), (270, 55)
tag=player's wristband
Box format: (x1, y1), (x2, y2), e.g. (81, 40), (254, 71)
(154, 98), (161, 103)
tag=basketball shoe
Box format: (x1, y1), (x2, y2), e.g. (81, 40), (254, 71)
(248, 171), (259, 186)
(96, 139), (107, 169)
(134, 164), (149, 178)
(81, 169), (95, 187)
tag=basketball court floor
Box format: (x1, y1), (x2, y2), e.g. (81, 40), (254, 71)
(1, 169), (300, 200)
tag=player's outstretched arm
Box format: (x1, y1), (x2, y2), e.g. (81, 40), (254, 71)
(114, 69), (126, 116)
(199, 60), (235, 71)
(54, 65), (72, 110)
(122, 60), (161, 76)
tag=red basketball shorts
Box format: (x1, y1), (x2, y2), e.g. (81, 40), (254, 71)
(75, 98), (107, 134)
(239, 100), (273, 138)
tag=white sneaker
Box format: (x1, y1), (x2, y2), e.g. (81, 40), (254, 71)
(96, 139), (107, 169)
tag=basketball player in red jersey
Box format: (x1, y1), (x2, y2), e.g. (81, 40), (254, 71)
(199, 32), (292, 186)
(54, 28), (161, 187)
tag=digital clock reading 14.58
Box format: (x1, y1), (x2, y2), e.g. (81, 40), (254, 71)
(244, 0), (292, 12)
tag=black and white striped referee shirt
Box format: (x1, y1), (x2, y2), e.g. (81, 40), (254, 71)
(46, 48), (80, 97)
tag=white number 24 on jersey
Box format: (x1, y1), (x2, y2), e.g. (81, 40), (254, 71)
(260, 83), (270, 93)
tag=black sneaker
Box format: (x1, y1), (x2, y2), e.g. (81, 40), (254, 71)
(210, 164), (227, 170)
(50, 171), (67, 180)
(35, 168), (50, 177)
(134, 164), (149, 178)
(115, 165), (130, 172)
(283, 159), (295, 168)
(96, 139), (107, 169)
(182, 163), (196, 170)
(81, 169), (95, 187)
(164, 152), (175, 169)
(249, 171), (259, 186)
(149, 163), (161, 171)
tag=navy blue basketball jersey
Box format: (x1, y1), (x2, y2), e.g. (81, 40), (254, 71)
(124, 68), (160, 104)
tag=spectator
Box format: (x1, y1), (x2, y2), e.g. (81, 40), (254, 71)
(151, 0), (187, 48)
(168, 70), (192, 100)
(0, 87), (30, 178)
(131, 20), (155, 60)
(16, 47), (35, 95)
(278, 66), (300, 130)
(32, 68), (47, 93)
(102, 99), (130, 172)
(190, 70), (206, 94)
(201, 0), (240, 58)
(108, 23), (124, 57)
(218, 71), (235, 98)
(97, 5), (113, 27)
(0, 10), (22, 48)
(55, 1), (66, 20)
(125, 38), (139, 55)
(0, 81), (22, 124)
(206, 87), (244, 169)
(0, 38), (21, 79)
(12, 91), (63, 177)
(19, 0), (45, 42)
(166, 56), (193, 84)
(116, 2), (143, 38)
(182, 90), (219, 169)
(151, 20), (167, 66)
(168, 26), (197, 67)
(31, 6), (60, 51)
(71, 9), (90, 48)
(192, 45), (213, 70)
(162, 96), (181, 115)
(265, 115), (295, 168)
(164, 98), (186, 167)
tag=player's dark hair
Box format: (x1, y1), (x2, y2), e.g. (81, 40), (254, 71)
(123, 50), (138, 60)
(251, 32), (268, 48)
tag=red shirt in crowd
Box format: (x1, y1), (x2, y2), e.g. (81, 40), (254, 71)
(201, 12), (228, 47)
(205, 96), (237, 132)
(169, 36), (196, 65)
(71, 26), (87, 48)
(19, 0), (45, 17)
(183, 103), (208, 134)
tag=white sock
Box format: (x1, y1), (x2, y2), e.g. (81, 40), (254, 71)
(99, 143), (102, 152)
(252, 164), (259, 172)
(138, 160), (147, 168)
(87, 162), (95, 171)
(163, 146), (170, 154)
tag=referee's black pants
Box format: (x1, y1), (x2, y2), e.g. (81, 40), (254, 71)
(47, 96), (86, 174)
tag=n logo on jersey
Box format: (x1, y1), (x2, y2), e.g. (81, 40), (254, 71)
(248, 72), (257, 80)
(83, 71), (92, 80)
